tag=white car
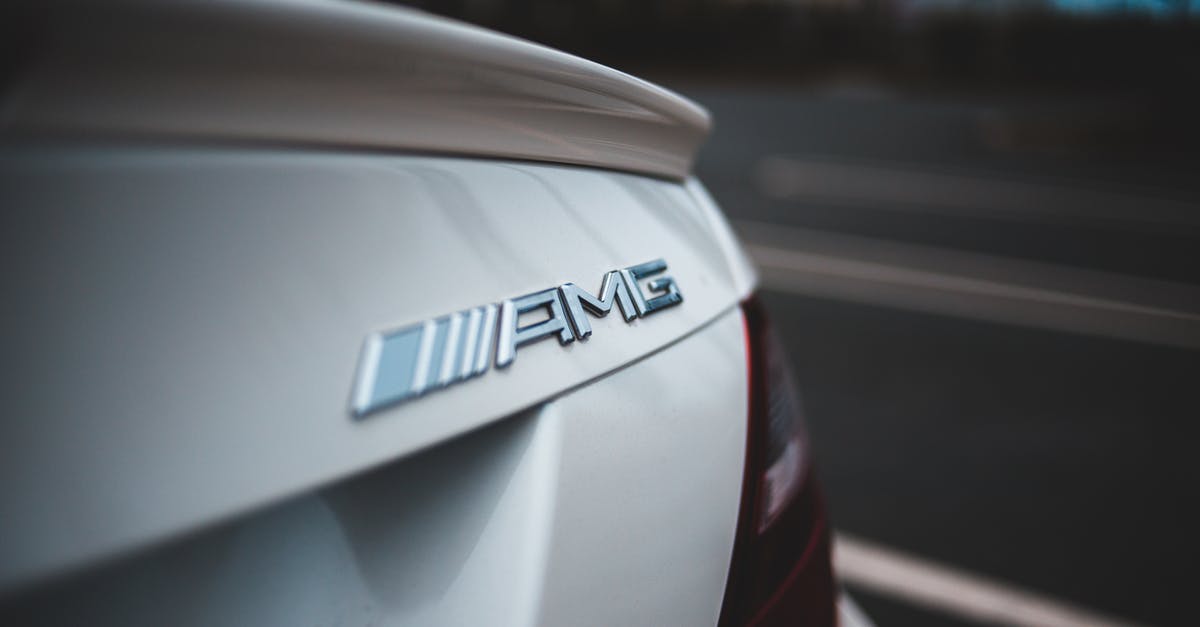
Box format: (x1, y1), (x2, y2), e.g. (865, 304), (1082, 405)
(0, 1), (870, 625)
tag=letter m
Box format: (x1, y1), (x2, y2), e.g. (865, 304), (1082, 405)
(558, 271), (639, 339)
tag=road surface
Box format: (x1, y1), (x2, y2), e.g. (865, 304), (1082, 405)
(674, 82), (1200, 627)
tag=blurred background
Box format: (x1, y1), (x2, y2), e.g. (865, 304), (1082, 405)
(401, 1), (1199, 625)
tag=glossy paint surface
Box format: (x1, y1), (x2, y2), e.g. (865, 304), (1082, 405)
(0, 146), (753, 596)
(2, 309), (748, 627)
(3, 0), (710, 180)
(0, 3), (769, 622)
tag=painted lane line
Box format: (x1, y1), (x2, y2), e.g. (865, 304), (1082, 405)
(737, 222), (1200, 349)
(835, 533), (1145, 627)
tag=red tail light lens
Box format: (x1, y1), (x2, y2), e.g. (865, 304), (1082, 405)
(719, 296), (836, 627)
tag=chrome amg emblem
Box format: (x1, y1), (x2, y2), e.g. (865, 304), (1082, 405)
(351, 259), (682, 417)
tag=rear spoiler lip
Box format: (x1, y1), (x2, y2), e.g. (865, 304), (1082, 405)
(3, 0), (712, 181)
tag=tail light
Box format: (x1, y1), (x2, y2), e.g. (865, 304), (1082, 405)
(718, 296), (837, 627)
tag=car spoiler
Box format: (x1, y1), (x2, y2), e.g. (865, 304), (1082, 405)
(1, 0), (712, 181)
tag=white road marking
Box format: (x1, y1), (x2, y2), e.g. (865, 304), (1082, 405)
(737, 221), (1200, 348)
(835, 533), (1145, 627)
(838, 591), (879, 627)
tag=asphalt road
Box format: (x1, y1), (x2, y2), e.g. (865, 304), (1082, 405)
(671, 82), (1200, 627)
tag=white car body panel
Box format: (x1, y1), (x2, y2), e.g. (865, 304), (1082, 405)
(2, 311), (746, 627)
(0, 1), (865, 625)
(0, 148), (753, 593)
(5, 0), (710, 180)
